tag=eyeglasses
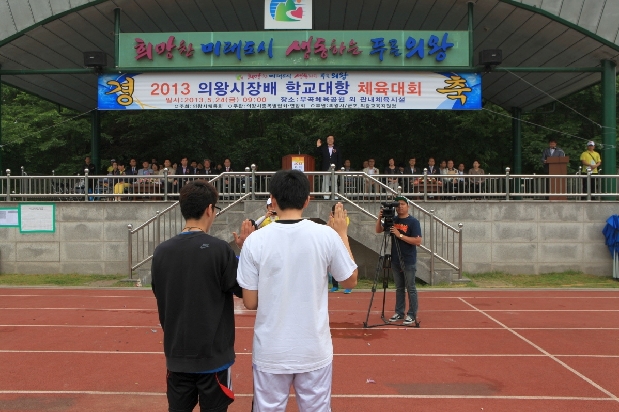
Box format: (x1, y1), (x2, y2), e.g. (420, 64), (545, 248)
(212, 205), (221, 212)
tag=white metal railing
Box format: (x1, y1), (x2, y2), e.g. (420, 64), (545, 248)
(3, 167), (617, 202)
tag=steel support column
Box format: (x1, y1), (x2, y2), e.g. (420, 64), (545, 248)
(91, 110), (100, 174)
(468, 2), (474, 68)
(114, 8), (121, 68)
(0, 75), (2, 174)
(601, 59), (617, 199)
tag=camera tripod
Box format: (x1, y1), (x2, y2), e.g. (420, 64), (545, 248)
(363, 228), (420, 328)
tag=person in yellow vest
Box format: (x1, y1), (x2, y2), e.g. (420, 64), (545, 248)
(255, 198), (279, 228)
(580, 141), (602, 198)
(329, 203), (352, 294)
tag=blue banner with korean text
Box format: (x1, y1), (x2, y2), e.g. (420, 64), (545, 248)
(98, 71), (481, 110)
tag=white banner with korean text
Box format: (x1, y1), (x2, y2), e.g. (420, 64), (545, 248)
(98, 71), (481, 110)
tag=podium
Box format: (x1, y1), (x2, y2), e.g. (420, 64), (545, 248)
(547, 156), (569, 201)
(282, 154), (314, 171)
(282, 154), (315, 188)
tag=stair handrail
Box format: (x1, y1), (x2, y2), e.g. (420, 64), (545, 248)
(127, 170), (463, 281)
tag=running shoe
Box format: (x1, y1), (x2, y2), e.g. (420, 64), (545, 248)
(403, 316), (416, 326)
(344, 289), (352, 294)
(330, 287), (339, 292)
(388, 314), (403, 322)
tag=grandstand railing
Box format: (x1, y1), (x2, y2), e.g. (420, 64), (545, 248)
(3, 166), (617, 283)
(2, 167), (617, 203)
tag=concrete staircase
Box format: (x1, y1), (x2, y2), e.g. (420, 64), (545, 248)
(136, 200), (463, 286)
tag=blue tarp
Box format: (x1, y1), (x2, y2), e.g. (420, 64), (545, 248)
(603, 215), (619, 255)
(602, 215), (619, 279)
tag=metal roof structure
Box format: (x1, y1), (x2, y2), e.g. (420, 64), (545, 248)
(0, 0), (618, 113)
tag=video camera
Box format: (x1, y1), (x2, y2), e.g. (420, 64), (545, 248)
(381, 201), (399, 229)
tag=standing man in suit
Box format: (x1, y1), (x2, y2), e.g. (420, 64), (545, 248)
(174, 156), (194, 193)
(316, 135), (343, 199)
(541, 138), (566, 174)
(405, 157), (420, 195)
(405, 158), (419, 175)
(221, 158), (236, 196)
(201, 159), (216, 176)
(426, 158), (440, 175)
(125, 158), (139, 176)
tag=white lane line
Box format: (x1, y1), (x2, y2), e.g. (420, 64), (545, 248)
(458, 297), (619, 402)
(0, 350), (164, 354)
(0, 325), (162, 329)
(0, 308), (157, 311)
(2, 308), (619, 312)
(1, 294), (618, 299)
(421, 296), (619, 299)
(0, 295), (154, 299)
(1, 350), (618, 359)
(2, 325), (619, 331)
(0, 390), (614, 401)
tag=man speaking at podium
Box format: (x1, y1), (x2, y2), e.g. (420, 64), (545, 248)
(316, 135), (343, 199)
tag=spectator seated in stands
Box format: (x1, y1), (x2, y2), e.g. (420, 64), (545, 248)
(445, 160), (458, 198)
(138, 161), (153, 176)
(106, 158), (116, 174)
(468, 160), (485, 198)
(113, 161), (129, 201)
(456, 163), (467, 194)
(384, 158), (400, 192)
(363, 158), (380, 198)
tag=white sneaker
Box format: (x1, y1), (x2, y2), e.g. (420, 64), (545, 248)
(388, 313), (403, 322)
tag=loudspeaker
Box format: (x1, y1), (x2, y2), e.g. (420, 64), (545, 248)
(83, 51), (107, 68)
(479, 49), (502, 66)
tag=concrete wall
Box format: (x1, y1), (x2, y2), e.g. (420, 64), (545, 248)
(0, 202), (169, 275)
(0, 201), (615, 276)
(424, 201), (616, 276)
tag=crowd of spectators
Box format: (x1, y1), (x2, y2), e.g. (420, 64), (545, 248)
(84, 153), (489, 199)
(89, 156), (235, 200)
(341, 156), (486, 196)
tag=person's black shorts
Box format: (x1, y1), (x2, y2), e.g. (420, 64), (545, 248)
(167, 368), (234, 412)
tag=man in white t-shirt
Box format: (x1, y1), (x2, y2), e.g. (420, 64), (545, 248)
(237, 169), (358, 412)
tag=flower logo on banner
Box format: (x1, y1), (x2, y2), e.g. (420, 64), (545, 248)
(265, 0), (312, 29)
(270, 0), (303, 21)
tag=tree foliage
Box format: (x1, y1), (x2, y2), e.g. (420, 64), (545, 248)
(1, 81), (617, 176)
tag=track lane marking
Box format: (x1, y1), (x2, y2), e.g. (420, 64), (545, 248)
(1, 350), (618, 358)
(2, 308), (619, 312)
(2, 324), (619, 331)
(459, 297), (619, 402)
(3, 294), (618, 298)
(0, 390), (615, 401)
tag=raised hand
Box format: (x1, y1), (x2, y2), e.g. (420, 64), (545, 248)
(330, 202), (348, 236)
(233, 219), (255, 249)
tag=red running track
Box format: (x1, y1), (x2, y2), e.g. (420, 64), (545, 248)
(1, 287), (618, 411)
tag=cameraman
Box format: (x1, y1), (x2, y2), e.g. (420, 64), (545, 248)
(375, 196), (422, 326)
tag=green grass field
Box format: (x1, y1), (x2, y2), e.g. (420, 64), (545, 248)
(0, 274), (128, 287)
(354, 270), (619, 289)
